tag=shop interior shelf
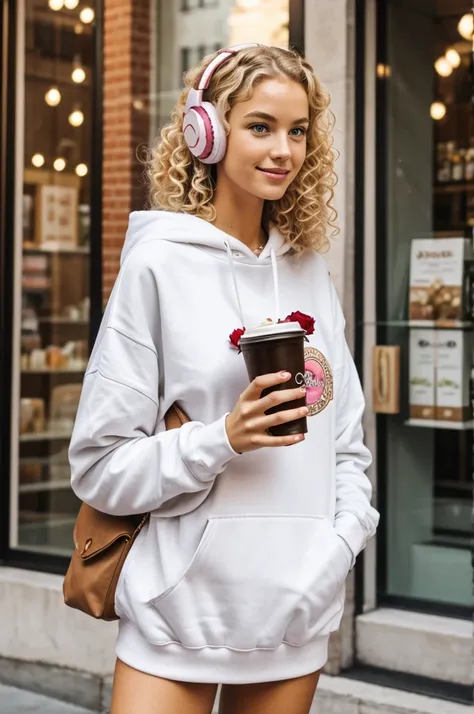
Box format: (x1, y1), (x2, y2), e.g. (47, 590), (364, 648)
(435, 480), (472, 492)
(405, 418), (474, 430)
(14, 543), (73, 558)
(19, 480), (71, 494)
(407, 319), (473, 329)
(38, 316), (89, 324)
(21, 284), (51, 292)
(361, 319), (473, 329)
(22, 243), (90, 255)
(434, 183), (474, 194)
(22, 367), (85, 374)
(17, 516), (76, 558)
(427, 533), (472, 549)
(19, 455), (67, 465)
(19, 430), (72, 442)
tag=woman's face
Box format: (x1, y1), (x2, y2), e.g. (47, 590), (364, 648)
(216, 76), (310, 202)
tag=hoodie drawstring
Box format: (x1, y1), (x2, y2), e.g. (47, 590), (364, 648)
(270, 248), (279, 324)
(224, 241), (245, 327)
(224, 241), (280, 327)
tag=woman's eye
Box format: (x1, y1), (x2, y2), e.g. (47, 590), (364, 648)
(250, 124), (269, 134)
(249, 124), (307, 137)
(290, 127), (307, 137)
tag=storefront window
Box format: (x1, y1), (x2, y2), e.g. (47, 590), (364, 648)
(13, 0), (96, 556)
(151, 0), (290, 137)
(379, 0), (473, 610)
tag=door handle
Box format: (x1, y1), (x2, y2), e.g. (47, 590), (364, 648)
(372, 345), (400, 414)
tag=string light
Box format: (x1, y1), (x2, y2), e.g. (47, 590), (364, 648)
(445, 48), (461, 68)
(45, 87), (61, 106)
(64, 0), (79, 8)
(430, 101), (447, 121)
(68, 109), (84, 127)
(53, 158), (66, 171)
(457, 13), (473, 41)
(72, 66), (86, 83)
(434, 57), (453, 77)
(79, 7), (94, 23)
(75, 163), (88, 177)
(31, 154), (45, 168)
(48, 0), (64, 10)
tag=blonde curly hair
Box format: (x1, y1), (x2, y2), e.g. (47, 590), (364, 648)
(147, 45), (338, 255)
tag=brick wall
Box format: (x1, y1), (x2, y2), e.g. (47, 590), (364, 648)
(102, 0), (150, 302)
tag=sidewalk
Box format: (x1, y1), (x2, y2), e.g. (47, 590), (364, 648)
(0, 684), (93, 714)
(1, 678), (471, 714)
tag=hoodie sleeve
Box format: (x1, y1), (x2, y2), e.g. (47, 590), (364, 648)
(328, 279), (380, 568)
(68, 244), (239, 517)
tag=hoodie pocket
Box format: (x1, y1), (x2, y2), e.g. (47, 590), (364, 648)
(149, 515), (349, 651)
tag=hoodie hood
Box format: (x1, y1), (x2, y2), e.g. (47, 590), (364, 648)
(121, 210), (292, 265)
(122, 210), (291, 327)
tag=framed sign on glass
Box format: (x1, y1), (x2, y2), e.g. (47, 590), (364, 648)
(23, 169), (80, 250)
(36, 183), (79, 249)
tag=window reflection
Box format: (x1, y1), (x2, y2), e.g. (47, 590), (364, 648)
(152, 0), (289, 136)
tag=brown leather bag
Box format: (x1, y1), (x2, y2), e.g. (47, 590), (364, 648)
(63, 403), (189, 621)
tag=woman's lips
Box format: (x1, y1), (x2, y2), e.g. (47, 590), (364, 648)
(257, 167), (290, 180)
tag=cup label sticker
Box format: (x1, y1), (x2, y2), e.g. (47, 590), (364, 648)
(295, 346), (333, 416)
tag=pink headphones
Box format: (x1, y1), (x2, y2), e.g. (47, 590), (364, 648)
(183, 43), (260, 165)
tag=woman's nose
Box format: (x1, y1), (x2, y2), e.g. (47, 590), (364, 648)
(269, 133), (291, 161)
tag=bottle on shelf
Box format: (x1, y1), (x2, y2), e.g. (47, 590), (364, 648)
(451, 149), (464, 182)
(446, 141), (457, 182)
(436, 141), (451, 183)
(464, 148), (474, 182)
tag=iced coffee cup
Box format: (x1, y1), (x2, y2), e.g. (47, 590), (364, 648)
(239, 321), (307, 437)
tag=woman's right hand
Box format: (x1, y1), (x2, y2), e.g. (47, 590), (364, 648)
(225, 371), (309, 454)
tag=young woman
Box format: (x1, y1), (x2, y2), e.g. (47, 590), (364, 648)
(69, 44), (379, 714)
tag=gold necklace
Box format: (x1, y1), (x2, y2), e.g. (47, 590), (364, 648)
(253, 227), (268, 256)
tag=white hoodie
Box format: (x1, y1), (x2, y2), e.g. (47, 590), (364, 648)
(69, 211), (379, 684)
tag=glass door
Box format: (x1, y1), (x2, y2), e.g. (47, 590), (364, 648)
(375, 0), (473, 614)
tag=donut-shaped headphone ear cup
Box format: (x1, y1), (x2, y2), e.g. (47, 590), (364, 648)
(199, 101), (227, 164)
(183, 101), (226, 165)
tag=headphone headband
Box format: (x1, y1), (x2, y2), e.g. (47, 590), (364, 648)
(193, 43), (260, 105)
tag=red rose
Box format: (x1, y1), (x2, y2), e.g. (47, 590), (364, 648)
(229, 327), (246, 349)
(282, 311), (315, 335)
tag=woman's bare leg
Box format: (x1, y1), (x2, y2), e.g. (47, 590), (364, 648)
(110, 658), (218, 714)
(218, 670), (321, 714)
